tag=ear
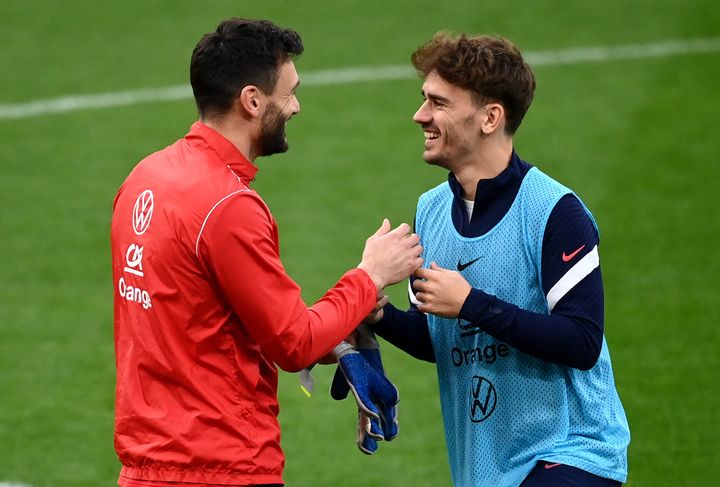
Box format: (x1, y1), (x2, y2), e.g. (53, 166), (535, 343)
(480, 103), (505, 135)
(237, 85), (262, 118)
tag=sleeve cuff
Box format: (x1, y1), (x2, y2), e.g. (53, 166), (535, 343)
(458, 288), (494, 323)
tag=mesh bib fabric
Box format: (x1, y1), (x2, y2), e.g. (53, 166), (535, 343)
(415, 168), (629, 486)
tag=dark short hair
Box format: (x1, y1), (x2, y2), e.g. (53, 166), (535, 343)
(190, 18), (303, 118)
(411, 33), (535, 135)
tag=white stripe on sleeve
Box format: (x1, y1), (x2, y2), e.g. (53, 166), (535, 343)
(547, 245), (600, 312)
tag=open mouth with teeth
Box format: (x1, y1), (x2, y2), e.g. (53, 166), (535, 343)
(423, 125), (440, 146)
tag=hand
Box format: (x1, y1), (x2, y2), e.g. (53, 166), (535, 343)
(358, 219), (424, 290)
(363, 290), (388, 324)
(413, 262), (472, 318)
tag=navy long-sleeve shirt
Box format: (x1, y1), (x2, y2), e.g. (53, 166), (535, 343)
(372, 152), (604, 370)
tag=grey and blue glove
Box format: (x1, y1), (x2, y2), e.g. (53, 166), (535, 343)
(331, 324), (399, 454)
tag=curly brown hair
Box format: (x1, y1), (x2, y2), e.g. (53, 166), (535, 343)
(411, 33), (535, 135)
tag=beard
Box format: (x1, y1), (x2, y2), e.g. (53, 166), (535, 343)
(258, 102), (289, 156)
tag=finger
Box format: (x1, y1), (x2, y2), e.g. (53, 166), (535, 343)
(371, 218), (391, 238)
(412, 279), (428, 293)
(388, 222), (411, 237)
(429, 261), (443, 271)
(373, 295), (389, 311)
(404, 232), (421, 246)
(414, 266), (433, 280)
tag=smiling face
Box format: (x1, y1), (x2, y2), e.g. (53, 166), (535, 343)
(412, 71), (487, 171)
(258, 60), (300, 156)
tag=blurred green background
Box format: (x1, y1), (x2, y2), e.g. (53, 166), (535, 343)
(1, 1), (719, 485)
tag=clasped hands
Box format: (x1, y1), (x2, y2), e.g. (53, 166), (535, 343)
(331, 263), (471, 454)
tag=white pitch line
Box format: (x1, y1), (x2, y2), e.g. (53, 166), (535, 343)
(526, 36), (720, 66)
(1, 37), (719, 120)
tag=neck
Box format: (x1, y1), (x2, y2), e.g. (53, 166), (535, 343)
(201, 115), (257, 161)
(452, 138), (513, 201)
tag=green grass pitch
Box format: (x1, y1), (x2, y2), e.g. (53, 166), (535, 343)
(1, 1), (719, 485)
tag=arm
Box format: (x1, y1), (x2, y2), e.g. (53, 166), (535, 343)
(198, 193), (423, 372)
(414, 194), (604, 370)
(370, 278), (435, 363)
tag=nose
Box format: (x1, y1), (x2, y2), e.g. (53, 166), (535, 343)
(291, 95), (300, 116)
(413, 100), (430, 124)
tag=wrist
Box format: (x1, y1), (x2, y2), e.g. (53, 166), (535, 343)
(357, 264), (384, 291)
(458, 288), (493, 323)
(363, 308), (384, 324)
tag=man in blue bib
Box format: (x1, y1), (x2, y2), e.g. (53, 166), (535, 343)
(369, 33), (630, 486)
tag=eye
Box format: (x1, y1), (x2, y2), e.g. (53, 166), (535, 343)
(431, 99), (446, 109)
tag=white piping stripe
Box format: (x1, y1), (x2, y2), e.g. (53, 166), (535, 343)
(195, 189), (250, 258)
(1, 37), (719, 120)
(547, 245), (600, 312)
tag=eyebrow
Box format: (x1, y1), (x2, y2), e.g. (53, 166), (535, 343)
(421, 90), (450, 105)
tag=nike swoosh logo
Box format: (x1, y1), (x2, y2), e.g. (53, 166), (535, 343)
(562, 244), (586, 262)
(457, 256), (482, 271)
(544, 463), (562, 470)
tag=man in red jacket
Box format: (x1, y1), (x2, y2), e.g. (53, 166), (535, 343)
(110, 18), (423, 487)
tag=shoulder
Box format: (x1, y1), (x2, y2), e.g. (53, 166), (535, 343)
(542, 194), (600, 284)
(201, 188), (271, 233)
(521, 167), (573, 199)
(195, 188), (274, 258)
(418, 180), (452, 203)
(547, 194), (599, 243)
(416, 181), (452, 228)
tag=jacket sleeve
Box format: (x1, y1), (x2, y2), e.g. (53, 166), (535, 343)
(196, 191), (377, 372)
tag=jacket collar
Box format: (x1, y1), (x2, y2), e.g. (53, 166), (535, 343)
(186, 121), (259, 183)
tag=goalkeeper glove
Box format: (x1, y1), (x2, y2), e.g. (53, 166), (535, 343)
(331, 324), (399, 454)
(356, 410), (379, 455)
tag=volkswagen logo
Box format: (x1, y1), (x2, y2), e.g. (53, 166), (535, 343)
(469, 376), (497, 422)
(132, 190), (154, 235)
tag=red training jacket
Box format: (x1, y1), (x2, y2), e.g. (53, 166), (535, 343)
(111, 122), (376, 485)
